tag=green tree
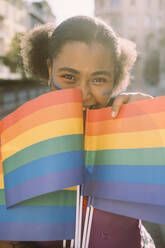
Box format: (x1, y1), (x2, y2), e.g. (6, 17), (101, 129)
(0, 32), (26, 78)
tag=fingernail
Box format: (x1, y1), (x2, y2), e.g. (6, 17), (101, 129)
(111, 111), (116, 118)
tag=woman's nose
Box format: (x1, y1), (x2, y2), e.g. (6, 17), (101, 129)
(79, 83), (92, 104)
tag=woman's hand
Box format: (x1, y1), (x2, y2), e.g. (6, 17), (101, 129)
(111, 92), (153, 118)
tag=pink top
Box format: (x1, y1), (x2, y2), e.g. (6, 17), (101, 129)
(36, 209), (141, 248)
(88, 209), (141, 248)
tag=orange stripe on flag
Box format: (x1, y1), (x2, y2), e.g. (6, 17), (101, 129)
(86, 96), (165, 122)
(1, 118), (83, 161)
(86, 112), (165, 135)
(2, 89), (82, 132)
(2, 103), (83, 145)
(0, 154), (4, 189)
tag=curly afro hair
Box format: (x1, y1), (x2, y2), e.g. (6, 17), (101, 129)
(21, 16), (137, 95)
(21, 22), (55, 82)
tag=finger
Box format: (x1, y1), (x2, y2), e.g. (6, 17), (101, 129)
(129, 93), (153, 102)
(111, 94), (130, 118)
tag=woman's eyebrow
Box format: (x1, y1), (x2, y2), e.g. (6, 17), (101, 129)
(91, 70), (111, 77)
(58, 67), (80, 75)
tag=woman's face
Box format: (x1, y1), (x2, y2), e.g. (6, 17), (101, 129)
(48, 41), (115, 110)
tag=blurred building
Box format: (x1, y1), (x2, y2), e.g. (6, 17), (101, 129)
(95, 0), (165, 95)
(0, 0), (55, 119)
(0, 0), (55, 79)
(28, 1), (55, 28)
(0, 0), (27, 78)
(0, 79), (50, 119)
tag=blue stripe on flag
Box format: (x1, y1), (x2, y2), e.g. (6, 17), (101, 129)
(86, 165), (165, 184)
(5, 150), (84, 189)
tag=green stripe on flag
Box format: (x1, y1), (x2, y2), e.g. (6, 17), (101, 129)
(19, 190), (76, 206)
(0, 189), (76, 206)
(85, 148), (165, 166)
(3, 134), (83, 175)
(0, 189), (5, 205)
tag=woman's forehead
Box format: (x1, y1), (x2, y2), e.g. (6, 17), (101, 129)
(58, 40), (111, 54)
(54, 41), (115, 70)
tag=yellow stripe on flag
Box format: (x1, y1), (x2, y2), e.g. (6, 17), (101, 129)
(2, 102), (83, 145)
(0, 161), (4, 189)
(85, 129), (165, 150)
(0, 174), (4, 189)
(64, 186), (77, 191)
(2, 118), (83, 161)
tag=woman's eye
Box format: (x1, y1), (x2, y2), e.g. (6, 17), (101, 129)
(62, 74), (75, 81)
(92, 78), (107, 84)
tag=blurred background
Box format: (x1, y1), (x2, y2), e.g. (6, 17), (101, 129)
(0, 0), (165, 118)
(0, 0), (165, 247)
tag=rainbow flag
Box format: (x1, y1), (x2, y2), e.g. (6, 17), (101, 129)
(2, 90), (165, 234)
(0, 88), (84, 240)
(1, 89), (84, 207)
(85, 96), (165, 223)
(0, 157), (77, 240)
(93, 197), (165, 224)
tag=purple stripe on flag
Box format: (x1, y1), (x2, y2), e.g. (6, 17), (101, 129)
(93, 197), (165, 224)
(6, 166), (84, 207)
(0, 222), (75, 241)
(84, 180), (165, 206)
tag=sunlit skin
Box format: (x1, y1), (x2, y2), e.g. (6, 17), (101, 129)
(47, 41), (153, 117)
(48, 41), (115, 110)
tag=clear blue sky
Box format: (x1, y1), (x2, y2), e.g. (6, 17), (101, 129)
(27, 0), (95, 24)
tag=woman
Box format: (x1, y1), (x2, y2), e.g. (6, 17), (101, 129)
(11, 15), (154, 248)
